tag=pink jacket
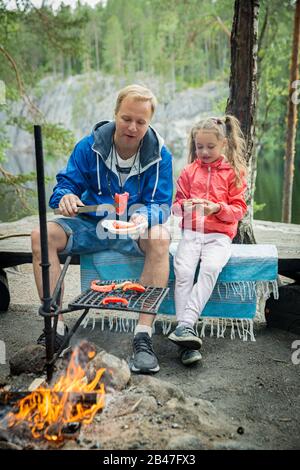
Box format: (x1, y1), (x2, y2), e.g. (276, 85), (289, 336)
(172, 156), (247, 239)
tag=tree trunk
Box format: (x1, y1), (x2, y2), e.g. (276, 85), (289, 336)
(226, 0), (260, 244)
(282, 0), (300, 223)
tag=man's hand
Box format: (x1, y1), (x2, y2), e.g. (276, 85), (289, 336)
(58, 194), (84, 217)
(130, 213), (148, 235)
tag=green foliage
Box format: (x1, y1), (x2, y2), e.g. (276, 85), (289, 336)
(99, 0), (234, 86)
(253, 201), (266, 215)
(0, 1), (79, 220)
(103, 15), (124, 74)
(0, 0), (234, 97)
(0, 106), (75, 221)
(254, 0), (300, 223)
(38, 123), (75, 161)
(0, 122), (11, 164)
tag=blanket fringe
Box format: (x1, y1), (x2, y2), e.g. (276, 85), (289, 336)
(198, 317), (255, 342)
(217, 279), (278, 301)
(80, 311), (256, 341)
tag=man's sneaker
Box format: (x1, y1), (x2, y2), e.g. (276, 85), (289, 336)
(180, 348), (202, 366)
(168, 325), (202, 350)
(37, 325), (70, 355)
(130, 332), (160, 374)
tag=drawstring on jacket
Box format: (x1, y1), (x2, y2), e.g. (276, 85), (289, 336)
(96, 153), (102, 195)
(151, 162), (159, 202)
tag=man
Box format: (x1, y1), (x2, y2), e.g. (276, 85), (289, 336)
(31, 84), (173, 374)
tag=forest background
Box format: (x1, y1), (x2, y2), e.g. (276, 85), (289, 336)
(0, 0), (299, 223)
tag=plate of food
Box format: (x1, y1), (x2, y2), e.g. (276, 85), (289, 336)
(101, 219), (148, 236)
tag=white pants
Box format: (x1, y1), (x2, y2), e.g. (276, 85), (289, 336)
(174, 231), (232, 326)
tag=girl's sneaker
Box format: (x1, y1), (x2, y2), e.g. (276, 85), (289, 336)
(180, 349), (202, 366)
(168, 325), (202, 350)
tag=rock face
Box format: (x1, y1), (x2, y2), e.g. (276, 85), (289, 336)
(2, 72), (227, 176)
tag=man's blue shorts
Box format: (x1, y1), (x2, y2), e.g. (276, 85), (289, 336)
(50, 215), (144, 258)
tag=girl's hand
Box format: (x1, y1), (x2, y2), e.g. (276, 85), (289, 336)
(182, 199), (194, 211)
(193, 199), (221, 216)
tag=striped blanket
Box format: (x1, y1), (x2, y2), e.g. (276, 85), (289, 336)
(80, 244), (278, 341)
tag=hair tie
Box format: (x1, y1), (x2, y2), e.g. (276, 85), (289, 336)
(211, 117), (227, 136)
(211, 117), (222, 125)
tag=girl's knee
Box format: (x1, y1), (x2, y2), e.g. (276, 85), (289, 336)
(174, 259), (195, 279)
(200, 262), (223, 275)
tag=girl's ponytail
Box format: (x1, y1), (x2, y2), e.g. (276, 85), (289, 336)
(224, 115), (247, 187)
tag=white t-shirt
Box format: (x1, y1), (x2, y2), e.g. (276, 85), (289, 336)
(114, 150), (140, 185)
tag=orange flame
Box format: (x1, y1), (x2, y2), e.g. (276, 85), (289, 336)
(5, 346), (105, 443)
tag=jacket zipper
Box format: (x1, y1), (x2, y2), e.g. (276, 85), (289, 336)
(206, 166), (211, 199)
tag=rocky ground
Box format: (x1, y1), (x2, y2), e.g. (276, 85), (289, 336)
(0, 265), (300, 450)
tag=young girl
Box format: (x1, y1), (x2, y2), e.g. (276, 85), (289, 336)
(169, 115), (248, 365)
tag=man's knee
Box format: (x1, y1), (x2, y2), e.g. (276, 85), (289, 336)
(31, 223), (67, 254)
(141, 225), (170, 255)
(31, 227), (41, 255)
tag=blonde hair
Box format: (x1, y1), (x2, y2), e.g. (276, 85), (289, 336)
(115, 84), (157, 117)
(187, 115), (247, 186)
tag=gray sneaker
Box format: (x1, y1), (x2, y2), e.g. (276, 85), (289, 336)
(130, 332), (160, 374)
(168, 325), (202, 350)
(37, 325), (70, 355)
(180, 349), (202, 366)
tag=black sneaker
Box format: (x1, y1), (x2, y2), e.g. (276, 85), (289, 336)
(37, 325), (70, 355)
(180, 348), (202, 366)
(168, 325), (202, 350)
(130, 332), (160, 374)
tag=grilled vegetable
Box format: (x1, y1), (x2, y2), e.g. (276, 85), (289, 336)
(101, 296), (129, 306)
(91, 280), (115, 293)
(122, 282), (146, 293)
(112, 220), (136, 230)
(114, 281), (132, 289)
(115, 192), (129, 216)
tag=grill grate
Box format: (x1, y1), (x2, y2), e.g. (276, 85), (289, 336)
(69, 279), (169, 314)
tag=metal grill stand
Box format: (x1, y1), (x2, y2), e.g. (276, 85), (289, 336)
(34, 125), (55, 382)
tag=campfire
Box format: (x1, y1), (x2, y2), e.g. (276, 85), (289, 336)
(0, 342), (106, 445)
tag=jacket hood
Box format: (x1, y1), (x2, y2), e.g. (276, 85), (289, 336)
(92, 120), (164, 171)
